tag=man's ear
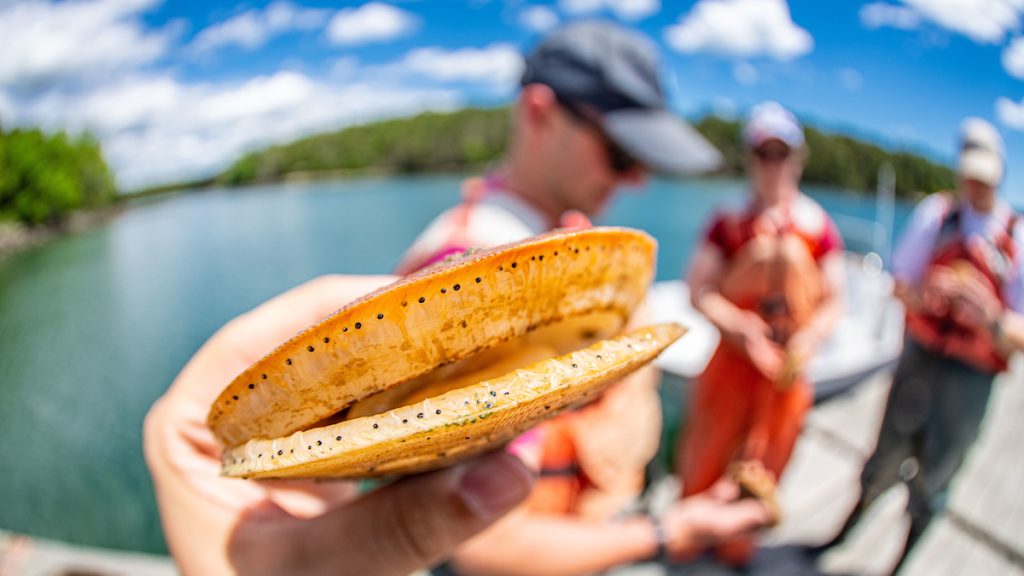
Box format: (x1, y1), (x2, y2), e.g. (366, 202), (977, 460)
(519, 83), (560, 129)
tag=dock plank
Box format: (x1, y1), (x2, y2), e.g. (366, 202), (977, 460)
(901, 518), (974, 576)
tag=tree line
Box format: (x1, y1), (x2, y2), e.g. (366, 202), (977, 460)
(693, 115), (955, 198)
(218, 107), (955, 199)
(0, 125), (117, 226)
(217, 107), (511, 186)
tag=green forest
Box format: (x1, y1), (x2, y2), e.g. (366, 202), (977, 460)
(217, 107), (511, 186)
(0, 126), (117, 226)
(693, 116), (955, 198)
(217, 107), (956, 199)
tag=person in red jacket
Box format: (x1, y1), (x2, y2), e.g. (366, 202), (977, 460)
(679, 101), (846, 567)
(813, 117), (1024, 573)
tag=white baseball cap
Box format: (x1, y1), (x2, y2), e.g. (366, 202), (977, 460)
(958, 117), (1004, 187)
(743, 101), (805, 149)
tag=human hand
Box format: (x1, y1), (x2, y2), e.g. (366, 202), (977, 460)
(661, 480), (774, 560)
(733, 311), (786, 381)
(920, 267), (959, 316)
(785, 327), (819, 368)
(949, 272), (1002, 331)
(144, 275), (534, 576)
(778, 327), (819, 389)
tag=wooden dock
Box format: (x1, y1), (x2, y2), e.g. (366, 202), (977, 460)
(615, 358), (1024, 575)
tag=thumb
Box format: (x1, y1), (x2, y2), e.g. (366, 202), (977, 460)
(296, 451), (533, 576)
(559, 210), (592, 230)
(706, 478), (741, 502)
(708, 499), (775, 538)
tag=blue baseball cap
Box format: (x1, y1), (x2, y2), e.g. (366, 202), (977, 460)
(521, 21), (722, 175)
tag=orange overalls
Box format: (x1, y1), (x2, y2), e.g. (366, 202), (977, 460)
(680, 199), (839, 565)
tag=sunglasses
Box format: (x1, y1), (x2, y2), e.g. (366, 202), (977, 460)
(559, 99), (641, 175)
(753, 146), (791, 163)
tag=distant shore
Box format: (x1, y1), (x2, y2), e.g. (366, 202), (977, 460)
(0, 206), (123, 259)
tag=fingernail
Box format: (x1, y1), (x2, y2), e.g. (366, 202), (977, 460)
(457, 452), (534, 519)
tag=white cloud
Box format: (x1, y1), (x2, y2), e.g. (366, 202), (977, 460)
(664, 0), (813, 60)
(907, 0), (1024, 44)
(860, 2), (921, 30)
(732, 62), (757, 85)
(839, 67), (864, 91)
(187, 1), (330, 55)
(559, 0), (604, 14)
(398, 44), (523, 86)
(0, 0), (508, 193)
(558, 0), (660, 21)
(6, 70), (462, 189)
(326, 2), (418, 46)
(0, 0), (171, 89)
(520, 5), (559, 32)
(69, 76), (184, 134)
(997, 95), (1024, 129)
(1003, 36), (1024, 78)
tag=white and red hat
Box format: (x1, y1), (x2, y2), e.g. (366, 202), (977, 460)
(958, 117), (1004, 187)
(743, 101), (805, 150)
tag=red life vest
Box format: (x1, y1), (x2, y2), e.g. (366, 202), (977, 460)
(715, 200), (830, 345)
(522, 416), (588, 515)
(904, 196), (1018, 374)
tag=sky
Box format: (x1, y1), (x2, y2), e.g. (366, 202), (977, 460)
(3, 0), (1024, 203)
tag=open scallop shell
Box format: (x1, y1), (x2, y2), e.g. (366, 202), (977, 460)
(208, 227), (684, 479)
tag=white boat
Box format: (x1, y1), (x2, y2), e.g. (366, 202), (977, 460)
(648, 252), (905, 401)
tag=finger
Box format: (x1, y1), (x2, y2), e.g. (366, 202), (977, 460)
(751, 359), (777, 381)
(751, 317), (773, 337)
(923, 291), (948, 315)
(292, 452), (534, 576)
(706, 479), (741, 501)
(753, 348), (784, 380)
(559, 210), (593, 230)
(264, 479), (360, 519)
(708, 500), (774, 538)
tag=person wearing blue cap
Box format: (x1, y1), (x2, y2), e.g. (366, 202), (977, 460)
(678, 102), (846, 567)
(395, 19), (721, 275)
(811, 118), (1024, 573)
(392, 21), (771, 576)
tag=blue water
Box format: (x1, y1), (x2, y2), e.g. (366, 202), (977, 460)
(0, 175), (912, 553)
